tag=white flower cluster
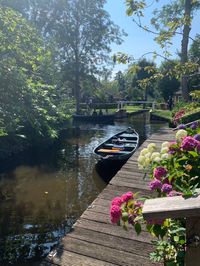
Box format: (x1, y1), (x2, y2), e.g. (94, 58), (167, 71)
(175, 129), (187, 142)
(137, 141), (171, 170)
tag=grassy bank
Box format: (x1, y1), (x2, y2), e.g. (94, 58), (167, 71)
(151, 110), (172, 121)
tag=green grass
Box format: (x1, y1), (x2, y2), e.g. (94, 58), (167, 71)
(124, 106), (142, 113)
(152, 109), (172, 120)
(107, 106), (142, 114)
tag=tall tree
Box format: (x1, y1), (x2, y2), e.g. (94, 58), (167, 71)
(125, 0), (200, 101)
(189, 34), (200, 63)
(0, 6), (59, 139)
(3, 0), (125, 114)
(157, 60), (180, 101)
(128, 58), (156, 102)
(115, 71), (126, 98)
(188, 34), (200, 90)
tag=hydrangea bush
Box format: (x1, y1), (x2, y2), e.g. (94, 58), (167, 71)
(172, 101), (200, 125)
(110, 121), (200, 264)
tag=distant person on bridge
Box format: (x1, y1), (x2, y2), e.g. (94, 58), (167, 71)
(167, 96), (173, 111)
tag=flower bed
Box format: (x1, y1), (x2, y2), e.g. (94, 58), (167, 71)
(172, 101), (200, 125)
(110, 121), (200, 264)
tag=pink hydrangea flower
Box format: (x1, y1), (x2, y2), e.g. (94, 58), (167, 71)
(181, 136), (199, 151)
(168, 141), (179, 154)
(110, 205), (121, 224)
(153, 167), (167, 180)
(168, 190), (183, 197)
(161, 183), (172, 193)
(149, 178), (162, 191)
(111, 197), (122, 206)
(134, 201), (143, 208)
(121, 191), (134, 203)
(163, 177), (170, 184)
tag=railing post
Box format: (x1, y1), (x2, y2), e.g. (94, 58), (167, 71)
(142, 193), (200, 265)
(186, 217), (200, 266)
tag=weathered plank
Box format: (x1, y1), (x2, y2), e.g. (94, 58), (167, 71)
(74, 218), (151, 243)
(99, 184), (153, 199)
(58, 237), (157, 266)
(143, 192), (200, 220)
(46, 249), (116, 266)
(68, 226), (154, 256)
(39, 127), (175, 266)
(110, 179), (149, 190)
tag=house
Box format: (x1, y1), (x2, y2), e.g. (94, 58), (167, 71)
(173, 89), (182, 103)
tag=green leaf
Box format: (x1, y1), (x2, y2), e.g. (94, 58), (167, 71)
(188, 151), (198, 157)
(134, 223), (142, 235)
(122, 212), (129, 222)
(173, 236), (179, 242)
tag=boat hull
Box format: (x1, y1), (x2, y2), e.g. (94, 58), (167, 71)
(94, 128), (139, 162)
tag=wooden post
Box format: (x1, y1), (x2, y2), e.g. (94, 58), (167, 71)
(186, 217), (200, 266)
(142, 193), (200, 265)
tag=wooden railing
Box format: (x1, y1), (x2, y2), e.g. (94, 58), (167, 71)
(142, 192), (200, 266)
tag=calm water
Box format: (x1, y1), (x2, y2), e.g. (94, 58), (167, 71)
(0, 114), (166, 265)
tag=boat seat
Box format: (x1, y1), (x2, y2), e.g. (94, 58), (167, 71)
(97, 148), (130, 155)
(121, 139), (138, 143)
(118, 133), (138, 139)
(104, 143), (136, 148)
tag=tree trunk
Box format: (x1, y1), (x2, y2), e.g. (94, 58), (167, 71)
(74, 7), (81, 114)
(181, 0), (192, 101)
(75, 66), (80, 114)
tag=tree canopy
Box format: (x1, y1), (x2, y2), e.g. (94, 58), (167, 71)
(124, 0), (200, 101)
(3, 0), (125, 114)
(0, 0), (125, 148)
(0, 6), (60, 139)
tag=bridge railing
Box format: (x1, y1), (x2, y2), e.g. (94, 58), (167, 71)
(143, 192), (200, 266)
(116, 101), (168, 110)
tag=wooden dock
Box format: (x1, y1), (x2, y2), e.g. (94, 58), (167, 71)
(40, 128), (175, 266)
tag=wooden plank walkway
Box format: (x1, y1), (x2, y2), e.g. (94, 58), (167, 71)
(40, 128), (175, 266)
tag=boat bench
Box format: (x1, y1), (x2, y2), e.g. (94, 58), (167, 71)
(114, 139), (138, 144)
(118, 133), (138, 139)
(103, 143), (136, 149)
(97, 148), (130, 155)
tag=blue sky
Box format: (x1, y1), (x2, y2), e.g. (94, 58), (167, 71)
(105, 0), (200, 76)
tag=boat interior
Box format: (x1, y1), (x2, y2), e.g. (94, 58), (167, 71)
(96, 132), (138, 155)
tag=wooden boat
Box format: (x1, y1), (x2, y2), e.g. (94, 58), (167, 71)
(94, 127), (139, 161)
(73, 113), (115, 123)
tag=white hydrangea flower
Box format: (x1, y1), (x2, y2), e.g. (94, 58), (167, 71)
(137, 155), (145, 164)
(151, 152), (160, 161)
(161, 141), (170, 148)
(145, 152), (152, 159)
(153, 156), (161, 163)
(147, 143), (157, 152)
(161, 153), (172, 160)
(175, 129), (187, 142)
(160, 147), (169, 154)
(144, 158), (151, 167)
(140, 148), (149, 156)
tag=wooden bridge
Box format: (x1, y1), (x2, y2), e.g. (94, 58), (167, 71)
(39, 128), (194, 266)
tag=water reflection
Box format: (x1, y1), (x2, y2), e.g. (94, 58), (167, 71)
(0, 114), (167, 264)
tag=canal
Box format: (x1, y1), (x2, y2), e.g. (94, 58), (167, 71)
(0, 114), (167, 265)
